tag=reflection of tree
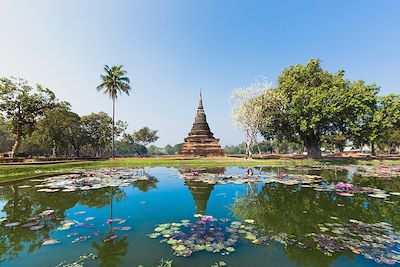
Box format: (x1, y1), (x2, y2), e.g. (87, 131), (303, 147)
(352, 173), (400, 192)
(131, 177), (158, 192)
(179, 167), (226, 175)
(231, 183), (400, 267)
(92, 234), (128, 267)
(0, 169), (159, 264)
(0, 185), (124, 263)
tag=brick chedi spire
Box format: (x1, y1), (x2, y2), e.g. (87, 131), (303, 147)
(180, 90), (225, 157)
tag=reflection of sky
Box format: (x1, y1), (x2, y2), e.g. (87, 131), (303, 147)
(0, 200), (6, 217)
(1, 167), (398, 267)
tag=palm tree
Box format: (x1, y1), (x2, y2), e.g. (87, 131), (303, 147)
(97, 65), (131, 158)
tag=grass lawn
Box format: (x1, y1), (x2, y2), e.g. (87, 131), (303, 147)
(1, 156), (399, 183)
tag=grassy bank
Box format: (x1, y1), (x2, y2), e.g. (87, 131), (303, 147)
(1, 156), (399, 183)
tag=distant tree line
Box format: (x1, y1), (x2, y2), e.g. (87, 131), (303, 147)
(231, 59), (400, 159)
(0, 77), (162, 158)
(146, 143), (184, 156)
(224, 140), (305, 155)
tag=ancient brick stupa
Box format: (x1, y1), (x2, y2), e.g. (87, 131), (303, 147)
(180, 91), (225, 157)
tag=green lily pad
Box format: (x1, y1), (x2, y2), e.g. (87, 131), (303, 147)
(174, 245), (186, 251)
(148, 233), (160, 239)
(245, 234), (257, 240)
(167, 238), (178, 245)
(226, 247), (235, 252)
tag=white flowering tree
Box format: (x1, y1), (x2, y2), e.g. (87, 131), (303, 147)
(231, 79), (272, 159)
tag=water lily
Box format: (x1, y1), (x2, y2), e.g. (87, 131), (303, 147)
(201, 215), (213, 223)
(336, 182), (353, 189)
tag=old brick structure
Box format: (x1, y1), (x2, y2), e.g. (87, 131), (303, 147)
(179, 92), (225, 157)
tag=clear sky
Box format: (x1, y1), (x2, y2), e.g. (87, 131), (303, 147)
(1, 0), (399, 146)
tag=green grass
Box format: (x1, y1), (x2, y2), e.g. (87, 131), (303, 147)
(0, 157), (399, 183)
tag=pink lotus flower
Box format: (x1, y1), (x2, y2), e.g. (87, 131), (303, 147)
(201, 215), (213, 223)
(336, 182), (353, 189)
(107, 219), (113, 224)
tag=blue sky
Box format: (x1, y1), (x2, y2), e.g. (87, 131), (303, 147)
(1, 0), (399, 146)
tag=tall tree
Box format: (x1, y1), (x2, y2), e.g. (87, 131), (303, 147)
(131, 126), (159, 147)
(0, 77), (56, 157)
(36, 102), (73, 157)
(259, 59), (378, 159)
(231, 79), (275, 158)
(97, 65), (131, 159)
(81, 112), (126, 157)
(372, 94), (400, 154)
(0, 115), (13, 153)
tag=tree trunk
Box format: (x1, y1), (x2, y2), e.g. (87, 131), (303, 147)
(245, 139), (252, 159)
(52, 140), (57, 158)
(74, 146), (80, 157)
(371, 142), (376, 156)
(253, 138), (262, 158)
(112, 97), (115, 159)
(11, 132), (22, 158)
(304, 136), (322, 159)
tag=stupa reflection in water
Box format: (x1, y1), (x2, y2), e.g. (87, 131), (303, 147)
(181, 167), (225, 214)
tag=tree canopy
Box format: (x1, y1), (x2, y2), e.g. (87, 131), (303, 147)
(0, 77), (56, 157)
(242, 59), (381, 158)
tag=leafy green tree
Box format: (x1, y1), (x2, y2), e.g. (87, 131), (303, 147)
(81, 112), (127, 157)
(64, 112), (87, 157)
(115, 138), (147, 156)
(130, 126), (159, 148)
(164, 144), (174, 155)
(224, 143), (247, 154)
(97, 65), (131, 159)
(321, 132), (347, 152)
(352, 94), (400, 155)
(260, 59), (378, 158)
(173, 143), (184, 154)
(147, 145), (163, 156)
(0, 77), (56, 157)
(380, 128), (400, 153)
(19, 105), (86, 157)
(0, 115), (13, 153)
(34, 102), (74, 157)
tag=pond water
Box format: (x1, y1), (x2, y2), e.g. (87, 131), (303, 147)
(0, 165), (399, 267)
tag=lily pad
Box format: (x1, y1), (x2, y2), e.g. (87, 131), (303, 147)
(42, 238), (59, 245)
(226, 247), (235, 252)
(30, 225), (45, 231)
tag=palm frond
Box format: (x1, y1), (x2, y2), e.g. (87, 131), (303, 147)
(97, 64), (132, 100)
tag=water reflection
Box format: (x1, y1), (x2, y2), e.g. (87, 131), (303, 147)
(180, 168), (224, 215)
(231, 182), (400, 267)
(0, 170), (158, 264)
(184, 180), (214, 215)
(92, 233), (128, 267)
(0, 166), (399, 267)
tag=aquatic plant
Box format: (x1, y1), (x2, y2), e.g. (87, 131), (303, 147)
(148, 215), (268, 257)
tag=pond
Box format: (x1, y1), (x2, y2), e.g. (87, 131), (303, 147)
(0, 165), (399, 267)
